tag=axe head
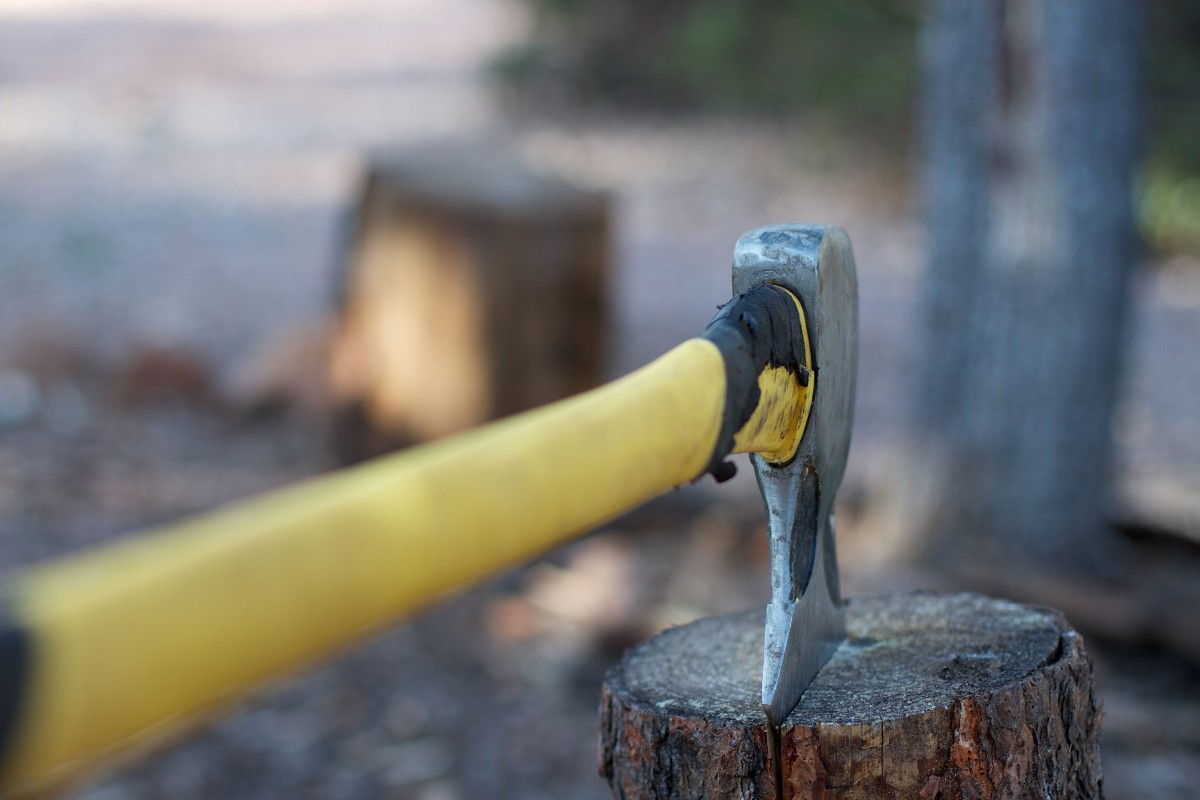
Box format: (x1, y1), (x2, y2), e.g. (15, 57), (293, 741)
(732, 224), (858, 728)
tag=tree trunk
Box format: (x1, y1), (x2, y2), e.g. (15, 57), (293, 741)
(909, 0), (1141, 572)
(599, 593), (1101, 800)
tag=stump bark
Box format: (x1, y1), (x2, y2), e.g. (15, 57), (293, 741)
(330, 146), (610, 460)
(599, 593), (1101, 799)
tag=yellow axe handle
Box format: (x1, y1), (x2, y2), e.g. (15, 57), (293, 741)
(0, 287), (811, 794)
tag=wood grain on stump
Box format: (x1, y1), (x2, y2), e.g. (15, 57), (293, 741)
(599, 593), (1101, 799)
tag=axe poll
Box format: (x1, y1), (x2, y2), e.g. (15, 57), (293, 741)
(0, 224), (857, 795)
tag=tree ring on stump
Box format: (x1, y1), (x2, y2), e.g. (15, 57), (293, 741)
(599, 592), (1101, 799)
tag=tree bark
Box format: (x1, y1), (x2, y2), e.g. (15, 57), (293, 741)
(909, 0), (1141, 572)
(599, 593), (1101, 799)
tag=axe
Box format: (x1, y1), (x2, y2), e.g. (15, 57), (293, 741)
(0, 224), (857, 794)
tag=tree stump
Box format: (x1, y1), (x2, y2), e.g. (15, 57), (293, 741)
(599, 593), (1101, 799)
(329, 146), (610, 460)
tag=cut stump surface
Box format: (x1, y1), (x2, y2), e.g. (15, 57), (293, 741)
(599, 592), (1101, 799)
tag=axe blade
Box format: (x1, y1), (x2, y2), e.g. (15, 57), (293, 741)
(732, 224), (858, 728)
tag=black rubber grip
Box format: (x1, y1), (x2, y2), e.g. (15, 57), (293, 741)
(700, 284), (808, 482)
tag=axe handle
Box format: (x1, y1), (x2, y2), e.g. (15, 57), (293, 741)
(0, 290), (810, 794)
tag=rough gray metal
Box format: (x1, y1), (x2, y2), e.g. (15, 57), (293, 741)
(731, 224), (859, 729)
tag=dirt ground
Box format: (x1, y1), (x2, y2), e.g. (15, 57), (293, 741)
(0, 1), (1198, 797)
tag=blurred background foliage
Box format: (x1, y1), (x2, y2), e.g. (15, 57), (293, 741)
(493, 0), (920, 128)
(1142, 0), (1200, 261)
(495, 0), (1200, 262)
